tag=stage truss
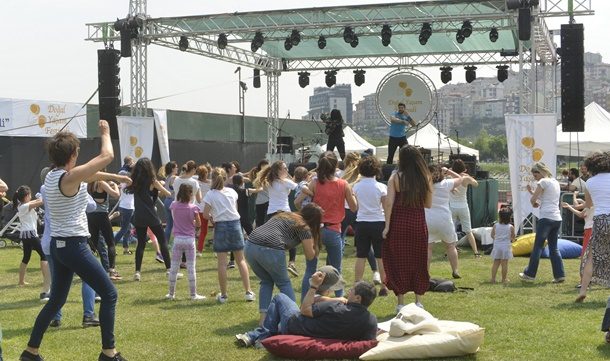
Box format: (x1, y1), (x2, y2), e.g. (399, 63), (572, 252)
(86, 0), (594, 153)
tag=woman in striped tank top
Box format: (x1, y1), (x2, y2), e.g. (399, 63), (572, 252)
(20, 120), (130, 361)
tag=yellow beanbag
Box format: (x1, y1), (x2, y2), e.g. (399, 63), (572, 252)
(511, 233), (545, 257)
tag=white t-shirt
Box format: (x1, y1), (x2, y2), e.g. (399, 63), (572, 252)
(173, 176), (200, 204)
(449, 184), (468, 208)
(571, 177), (588, 193)
(197, 180), (211, 211)
(428, 179), (454, 217)
(587, 173), (610, 215)
(18, 203), (38, 232)
(203, 188), (241, 222)
(352, 177), (386, 222)
(118, 183), (134, 210)
(536, 178), (562, 221)
(267, 178), (297, 214)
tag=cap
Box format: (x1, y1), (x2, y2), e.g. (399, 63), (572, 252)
(312, 265), (346, 293)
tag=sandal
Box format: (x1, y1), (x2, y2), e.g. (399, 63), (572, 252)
(474, 253), (482, 258)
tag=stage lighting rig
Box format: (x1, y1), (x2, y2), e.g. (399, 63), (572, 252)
(178, 36), (189, 51)
(381, 24), (392, 46)
(354, 69), (366, 86)
(251, 31), (264, 52)
(325, 70), (337, 87)
(440, 66), (453, 84)
(343, 26), (355, 43)
(284, 37), (293, 51)
(456, 29), (465, 44)
(318, 35), (327, 49)
(461, 21), (473, 38)
(489, 27), (499, 42)
(350, 34), (359, 48)
(290, 30), (301, 46)
(497, 65), (509, 82)
(217, 33), (228, 49)
(298, 72), (310, 88)
(419, 23), (432, 45)
(465, 66), (477, 83)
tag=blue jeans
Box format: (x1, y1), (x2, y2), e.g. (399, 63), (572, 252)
(524, 218), (565, 279)
(301, 257), (319, 302)
(245, 242), (295, 313)
(245, 293), (300, 344)
(300, 227), (344, 300)
(28, 236), (117, 350)
(341, 209), (377, 271)
(163, 197), (174, 242)
(45, 252), (96, 319)
(114, 207), (134, 249)
(97, 235), (109, 272)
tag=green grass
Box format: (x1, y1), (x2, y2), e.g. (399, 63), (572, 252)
(1, 240), (609, 361)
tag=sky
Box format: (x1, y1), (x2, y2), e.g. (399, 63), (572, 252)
(0, 0), (608, 120)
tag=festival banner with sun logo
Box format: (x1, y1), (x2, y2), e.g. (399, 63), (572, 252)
(0, 98), (86, 137)
(505, 113), (557, 232)
(117, 116), (154, 163)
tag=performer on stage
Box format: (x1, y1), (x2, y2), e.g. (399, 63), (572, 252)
(387, 103), (418, 165)
(323, 109), (346, 161)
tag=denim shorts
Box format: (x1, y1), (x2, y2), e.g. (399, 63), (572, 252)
(213, 220), (244, 252)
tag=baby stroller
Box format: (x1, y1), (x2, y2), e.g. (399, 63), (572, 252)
(0, 201), (45, 248)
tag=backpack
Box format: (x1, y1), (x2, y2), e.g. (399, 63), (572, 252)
(428, 278), (475, 292)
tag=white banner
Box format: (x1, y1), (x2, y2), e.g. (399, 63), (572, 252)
(0, 98), (87, 138)
(117, 116), (154, 163)
(505, 114), (557, 232)
(153, 109), (170, 165)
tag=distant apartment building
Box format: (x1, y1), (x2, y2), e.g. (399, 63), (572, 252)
(472, 99), (505, 119)
(305, 84), (353, 123)
(353, 93), (384, 126)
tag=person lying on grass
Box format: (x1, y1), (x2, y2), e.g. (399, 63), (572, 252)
(235, 266), (378, 348)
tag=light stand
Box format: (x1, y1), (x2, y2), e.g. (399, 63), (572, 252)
(235, 66), (246, 142)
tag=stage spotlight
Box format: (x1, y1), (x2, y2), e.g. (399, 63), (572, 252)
(298, 71), (310, 88)
(489, 27), (499, 42)
(497, 65), (509, 82)
(178, 36), (189, 51)
(354, 69), (366, 87)
(350, 34), (359, 48)
(217, 33), (228, 49)
(465, 66), (477, 83)
(318, 35), (327, 49)
(440, 66), (453, 84)
(251, 31), (264, 52)
(343, 26), (355, 43)
(325, 70), (337, 87)
(461, 21), (473, 38)
(419, 23), (432, 45)
(284, 37), (293, 51)
(456, 29), (465, 44)
(290, 29), (301, 46)
(381, 24), (392, 46)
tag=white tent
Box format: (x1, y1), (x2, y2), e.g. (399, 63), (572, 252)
(556, 102), (610, 157)
(323, 126), (376, 155)
(407, 123), (479, 159)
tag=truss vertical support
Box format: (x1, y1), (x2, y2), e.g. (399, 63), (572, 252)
(266, 70), (280, 155)
(129, 0), (148, 117)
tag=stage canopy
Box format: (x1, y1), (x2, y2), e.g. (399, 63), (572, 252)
(408, 123), (479, 159)
(556, 102), (610, 157)
(323, 126), (376, 155)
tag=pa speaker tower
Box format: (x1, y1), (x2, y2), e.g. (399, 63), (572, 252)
(97, 49), (121, 139)
(561, 23), (584, 132)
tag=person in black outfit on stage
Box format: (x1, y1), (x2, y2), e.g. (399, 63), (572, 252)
(324, 109), (346, 161)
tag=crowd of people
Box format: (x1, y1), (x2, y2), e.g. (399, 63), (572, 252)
(2, 120), (610, 360)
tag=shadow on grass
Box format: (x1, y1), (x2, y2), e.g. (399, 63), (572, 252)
(551, 300), (607, 310)
(213, 319), (260, 336)
(597, 343), (610, 358)
(0, 298), (44, 311)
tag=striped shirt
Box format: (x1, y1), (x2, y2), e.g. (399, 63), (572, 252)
(44, 168), (90, 237)
(248, 216), (312, 250)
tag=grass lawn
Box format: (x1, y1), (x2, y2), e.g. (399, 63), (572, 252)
(1, 239), (609, 361)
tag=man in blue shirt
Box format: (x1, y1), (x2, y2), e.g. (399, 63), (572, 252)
(387, 103), (417, 164)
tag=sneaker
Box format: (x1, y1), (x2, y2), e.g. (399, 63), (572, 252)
(134, 272), (141, 282)
(244, 291), (256, 302)
(415, 302), (425, 309)
(216, 294), (228, 304)
(95, 295), (102, 303)
(83, 315), (100, 328)
(155, 253), (164, 263)
(196, 252), (203, 258)
(19, 350), (44, 361)
(40, 292), (50, 303)
(372, 271), (381, 285)
(49, 319), (61, 328)
(452, 271), (462, 279)
(166, 271), (183, 279)
(123, 249), (132, 255)
(287, 263), (299, 277)
(227, 260), (236, 269)
(98, 352), (127, 361)
(165, 293), (175, 300)
(552, 277), (566, 284)
(109, 270), (122, 281)
(191, 294), (206, 301)
(519, 272), (535, 282)
(235, 333), (252, 347)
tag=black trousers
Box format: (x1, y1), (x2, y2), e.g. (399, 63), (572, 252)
(387, 136), (407, 164)
(326, 137), (346, 160)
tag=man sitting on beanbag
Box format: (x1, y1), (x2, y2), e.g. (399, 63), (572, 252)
(235, 266), (378, 347)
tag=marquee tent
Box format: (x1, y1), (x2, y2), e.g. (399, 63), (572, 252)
(556, 102), (610, 157)
(323, 126), (376, 155)
(407, 123), (479, 159)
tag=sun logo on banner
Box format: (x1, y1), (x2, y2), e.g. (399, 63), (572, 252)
(520, 136), (544, 161)
(398, 81), (413, 97)
(129, 136), (144, 158)
(30, 104), (47, 129)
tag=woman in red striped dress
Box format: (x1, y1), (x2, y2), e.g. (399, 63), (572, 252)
(382, 145), (432, 312)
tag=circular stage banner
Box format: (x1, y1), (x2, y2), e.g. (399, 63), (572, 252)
(376, 69), (437, 128)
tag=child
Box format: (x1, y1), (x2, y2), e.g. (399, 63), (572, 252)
(202, 167), (255, 304)
(293, 166), (313, 210)
(562, 191), (594, 288)
(490, 207), (515, 284)
(167, 183), (205, 300)
(230, 174), (253, 236)
(13, 186), (51, 300)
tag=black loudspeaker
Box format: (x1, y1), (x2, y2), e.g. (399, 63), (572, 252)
(276, 136), (293, 154)
(561, 23), (585, 132)
(382, 164), (396, 182)
(253, 69), (261, 88)
(416, 147), (433, 165)
(449, 154), (477, 176)
(97, 49), (121, 139)
(518, 7), (531, 41)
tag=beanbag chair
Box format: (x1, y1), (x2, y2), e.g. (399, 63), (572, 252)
(512, 233), (539, 256)
(261, 335), (378, 360)
(541, 238), (582, 259)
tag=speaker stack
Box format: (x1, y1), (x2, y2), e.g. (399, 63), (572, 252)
(449, 154), (477, 176)
(276, 136), (294, 154)
(561, 23), (585, 132)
